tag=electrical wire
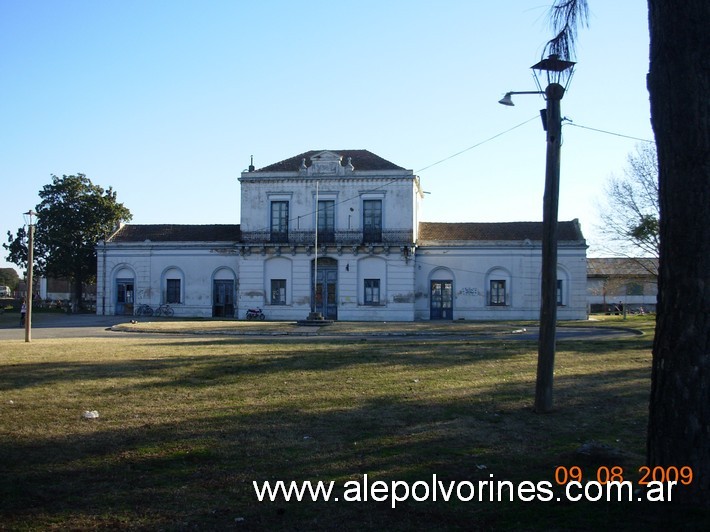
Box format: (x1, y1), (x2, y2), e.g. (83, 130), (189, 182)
(564, 121), (654, 144)
(416, 115), (541, 173)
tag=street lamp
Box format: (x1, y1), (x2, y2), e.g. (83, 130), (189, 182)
(497, 90), (544, 106)
(23, 210), (37, 343)
(499, 54), (575, 413)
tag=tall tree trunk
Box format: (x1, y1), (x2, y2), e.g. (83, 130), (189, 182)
(647, 0), (710, 504)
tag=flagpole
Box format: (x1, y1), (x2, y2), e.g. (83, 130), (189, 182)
(313, 181), (319, 314)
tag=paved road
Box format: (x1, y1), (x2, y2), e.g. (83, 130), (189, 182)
(0, 313), (128, 340)
(0, 314), (639, 342)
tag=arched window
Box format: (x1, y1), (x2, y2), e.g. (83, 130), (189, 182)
(556, 267), (570, 307)
(265, 257), (292, 305)
(358, 256), (387, 305)
(486, 267), (512, 307)
(162, 267), (184, 304)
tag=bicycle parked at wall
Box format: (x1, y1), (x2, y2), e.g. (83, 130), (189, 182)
(154, 304), (174, 317)
(135, 304), (154, 317)
(134, 303), (174, 317)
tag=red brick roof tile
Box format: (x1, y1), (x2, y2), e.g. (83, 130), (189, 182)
(107, 224), (240, 243)
(418, 221), (584, 242)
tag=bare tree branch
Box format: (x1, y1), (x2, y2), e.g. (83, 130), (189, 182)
(595, 144), (660, 260)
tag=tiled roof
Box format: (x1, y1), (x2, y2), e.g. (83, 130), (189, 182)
(107, 224), (241, 243)
(587, 257), (658, 276)
(107, 222), (588, 245)
(418, 221), (584, 242)
(253, 150), (405, 172)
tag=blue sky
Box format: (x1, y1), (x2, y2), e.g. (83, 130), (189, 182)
(0, 0), (652, 273)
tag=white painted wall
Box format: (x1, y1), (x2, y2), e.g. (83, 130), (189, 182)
(98, 237), (587, 321)
(414, 243), (587, 321)
(234, 249), (416, 321)
(97, 243), (238, 317)
(239, 175), (418, 237)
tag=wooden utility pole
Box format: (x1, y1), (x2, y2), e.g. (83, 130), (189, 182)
(24, 216), (35, 343)
(534, 82), (564, 413)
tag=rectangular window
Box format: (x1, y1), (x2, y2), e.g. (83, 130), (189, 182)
(364, 279), (380, 305)
(318, 200), (335, 242)
(166, 279), (181, 304)
(270, 201), (289, 243)
(363, 199), (382, 242)
(489, 280), (506, 306)
(626, 282), (644, 296)
(557, 279), (564, 306)
(271, 279), (286, 305)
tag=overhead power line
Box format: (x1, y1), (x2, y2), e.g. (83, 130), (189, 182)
(564, 121), (655, 143)
(416, 115), (541, 173)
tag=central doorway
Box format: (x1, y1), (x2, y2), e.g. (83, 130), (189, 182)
(312, 257), (338, 320)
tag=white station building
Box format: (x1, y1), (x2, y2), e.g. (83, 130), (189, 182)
(96, 149), (588, 321)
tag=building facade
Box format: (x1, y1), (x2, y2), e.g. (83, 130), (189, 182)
(96, 149), (588, 321)
(587, 257), (658, 313)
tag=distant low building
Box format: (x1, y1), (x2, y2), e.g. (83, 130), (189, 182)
(587, 257), (658, 313)
(38, 277), (96, 309)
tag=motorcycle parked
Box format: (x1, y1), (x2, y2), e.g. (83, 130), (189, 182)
(245, 308), (265, 320)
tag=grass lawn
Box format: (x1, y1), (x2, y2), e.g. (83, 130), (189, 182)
(1, 315), (708, 530)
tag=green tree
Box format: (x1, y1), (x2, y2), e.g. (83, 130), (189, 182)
(0, 267), (20, 292)
(4, 174), (132, 309)
(548, 0), (710, 504)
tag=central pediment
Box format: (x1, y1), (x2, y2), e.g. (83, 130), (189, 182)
(301, 151), (354, 176)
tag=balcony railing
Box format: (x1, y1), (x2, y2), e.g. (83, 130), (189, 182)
(270, 231), (289, 244)
(241, 229), (413, 246)
(317, 230), (335, 244)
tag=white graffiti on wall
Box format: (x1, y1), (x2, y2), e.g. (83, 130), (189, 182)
(458, 287), (479, 296)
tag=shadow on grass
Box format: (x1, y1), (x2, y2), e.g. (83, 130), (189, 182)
(0, 313), (652, 392)
(1, 337), (708, 530)
(0, 338), (529, 392)
(1, 393), (704, 530)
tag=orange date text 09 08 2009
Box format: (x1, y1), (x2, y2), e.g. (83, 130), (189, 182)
(554, 465), (693, 486)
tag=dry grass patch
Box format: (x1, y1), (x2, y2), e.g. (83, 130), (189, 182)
(1, 318), (707, 530)
(111, 318), (540, 336)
